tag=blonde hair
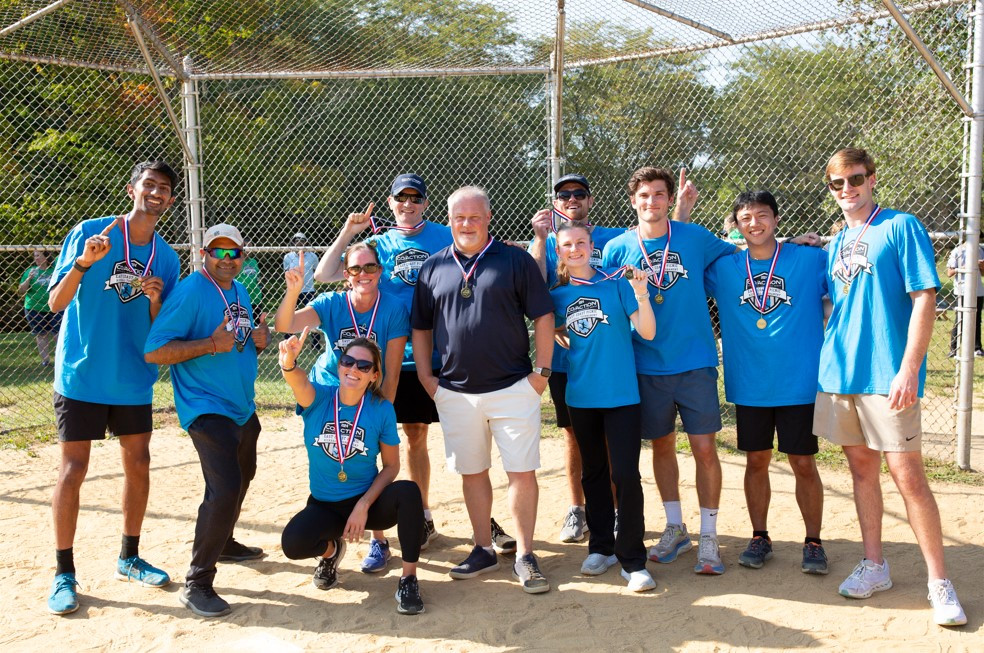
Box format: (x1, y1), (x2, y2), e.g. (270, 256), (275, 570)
(826, 148), (876, 180)
(553, 222), (593, 288)
(447, 186), (490, 214)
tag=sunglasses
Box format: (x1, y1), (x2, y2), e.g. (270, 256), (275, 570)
(205, 247), (244, 260)
(345, 262), (381, 275)
(826, 173), (872, 192)
(339, 354), (375, 373)
(393, 193), (425, 205)
(556, 190), (589, 201)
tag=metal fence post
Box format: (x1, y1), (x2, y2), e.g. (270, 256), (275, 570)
(548, 0), (565, 189)
(181, 56), (204, 272)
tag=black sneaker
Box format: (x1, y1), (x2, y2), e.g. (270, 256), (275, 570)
(802, 542), (829, 575)
(179, 583), (231, 618)
(218, 539), (264, 562)
(738, 536), (773, 569)
(395, 575), (425, 615)
(490, 518), (517, 554)
(420, 517), (438, 552)
(449, 545), (499, 579)
(512, 553), (550, 594)
(313, 538), (346, 590)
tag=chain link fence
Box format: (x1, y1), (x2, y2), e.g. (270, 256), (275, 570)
(0, 0), (979, 462)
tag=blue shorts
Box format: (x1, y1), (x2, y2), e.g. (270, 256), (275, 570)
(638, 367), (722, 439)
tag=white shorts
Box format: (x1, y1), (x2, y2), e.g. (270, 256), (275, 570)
(434, 377), (542, 475)
(813, 392), (922, 453)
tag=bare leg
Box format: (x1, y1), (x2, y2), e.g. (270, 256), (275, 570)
(843, 445), (884, 563)
(884, 451), (947, 580)
(52, 441), (92, 550)
(118, 432), (152, 537)
(506, 471), (538, 556)
(689, 433), (722, 510)
(651, 433), (680, 503)
(788, 454), (824, 539)
(462, 471), (493, 548)
(744, 450), (773, 531)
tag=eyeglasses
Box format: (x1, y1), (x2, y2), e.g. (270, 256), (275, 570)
(393, 193), (425, 205)
(339, 354), (375, 373)
(205, 247), (243, 260)
(556, 190), (589, 201)
(826, 173), (872, 192)
(345, 263), (381, 275)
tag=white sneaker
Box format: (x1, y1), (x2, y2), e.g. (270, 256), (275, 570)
(694, 534), (725, 575)
(621, 568), (657, 592)
(838, 558), (893, 599)
(580, 553), (617, 576)
(928, 579), (967, 626)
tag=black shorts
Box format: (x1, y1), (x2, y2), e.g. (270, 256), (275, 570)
(735, 403), (818, 456)
(54, 391), (153, 442)
(547, 372), (572, 429)
(393, 369), (440, 425)
(25, 309), (61, 335)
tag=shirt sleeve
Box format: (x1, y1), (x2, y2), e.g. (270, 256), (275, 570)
(378, 399), (400, 446)
(301, 383), (331, 420)
(410, 259), (436, 330)
(895, 214), (941, 293)
(19, 268), (32, 284)
(704, 258), (721, 297)
(518, 249), (554, 320)
(389, 302), (411, 339)
(159, 244), (181, 300)
(946, 247), (958, 269)
(50, 223), (88, 287)
(704, 228), (739, 266)
(283, 253), (293, 271)
(601, 238), (620, 268)
(617, 278), (637, 316)
(814, 247), (829, 297)
(144, 281), (194, 353)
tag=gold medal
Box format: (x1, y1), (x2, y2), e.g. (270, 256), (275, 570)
(624, 268), (633, 280)
(460, 285), (472, 299)
(131, 276), (142, 290)
(338, 470), (347, 482)
(654, 293), (664, 305)
(756, 317), (767, 330)
(235, 341), (245, 353)
(842, 284), (850, 295)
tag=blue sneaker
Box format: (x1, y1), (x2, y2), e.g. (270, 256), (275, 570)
(360, 538), (392, 574)
(48, 573), (81, 615)
(115, 556), (170, 587)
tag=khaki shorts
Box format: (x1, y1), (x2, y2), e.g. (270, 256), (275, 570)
(813, 392), (922, 452)
(434, 377), (542, 475)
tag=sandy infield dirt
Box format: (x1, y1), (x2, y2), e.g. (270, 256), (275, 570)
(0, 416), (981, 651)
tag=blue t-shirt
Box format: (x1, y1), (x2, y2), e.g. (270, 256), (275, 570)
(530, 225), (624, 374)
(50, 216), (180, 405)
(551, 273), (640, 408)
(145, 272), (258, 430)
(705, 243), (827, 406)
(412, 239), (554, 394)
(365, 221), (453, 370)
(301, 385), (399, 502)
(602, 222), (736, 375)
(819, 208), (940, 396)
(307, 290), (410, 387)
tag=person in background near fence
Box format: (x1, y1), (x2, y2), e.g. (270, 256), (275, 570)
(144, 224), (270, 618)
(602, 166), (736, 575)
(314, 174), (518, 564)
(814, 147), (966, 627)
(44, 160), (181, 616)
(411, 186), (555, 594)
(283, 231), (321, 351)
(238, 240), (264, 314)
(279, 333), (426, 615)
(18, 249), (61, 366)
(946, 234), (984, 358)
(704, 191), (828, 575)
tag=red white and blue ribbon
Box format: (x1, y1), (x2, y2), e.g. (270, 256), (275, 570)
(369, 214), (425, 234)
(201, 267), (243, 343)
(836, 204), (881, 281)
(121, 213), (156, 282)
(333, 391), (366, 472)
(637, 219), (671, 289)
(745, 242), (782, 316)
(551, 207), (591, 233)
(570, 265), (628, 286)
(451, 238), (495, 287)
(346, 290), (380, 340)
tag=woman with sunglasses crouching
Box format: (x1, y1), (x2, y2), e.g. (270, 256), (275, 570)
(274, 241), (409, 402)
(279, 332), (426, 615)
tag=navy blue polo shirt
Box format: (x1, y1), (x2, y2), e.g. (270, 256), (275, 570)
(412, 239), (553, 394)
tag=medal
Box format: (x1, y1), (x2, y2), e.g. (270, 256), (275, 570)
(236, 342), (245, 353)
(345, 290), (380, 341)
(121, 213), (156, 291)
(843, 284), (851, 295)
(451, 238), (494, 300)
(202, 267), (245, 351)
(834, 204), (881, 291)
(745, 241), (782, 331)
(654, 294), (664, 304)
(333, 390), (366, 485)
(369, 214), (425, 234)
(637, 219), (671, 294)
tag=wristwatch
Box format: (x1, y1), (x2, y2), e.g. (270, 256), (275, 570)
(534, 366), (552, 378)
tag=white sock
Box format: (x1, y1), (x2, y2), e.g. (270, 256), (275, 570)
(423, 509), (432, 521)
(483, 545), (495, 555)
(699, 507), (718, 535)
(663, 501), (683, 526)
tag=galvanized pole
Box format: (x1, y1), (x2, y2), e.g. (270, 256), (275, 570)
(549, 1), (566, 190)
(956, 0), (984, 469)
(181, 56), (205, 272)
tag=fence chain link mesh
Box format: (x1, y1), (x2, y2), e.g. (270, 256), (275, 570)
(0, 0), (978, 462)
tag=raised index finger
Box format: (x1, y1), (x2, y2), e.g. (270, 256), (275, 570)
(299, 249), (305, 269)
(364, 201), (374, 217)
(297, 325), (310, 348)
(100, 218), (119, 237)
(679, 167), (688, 191)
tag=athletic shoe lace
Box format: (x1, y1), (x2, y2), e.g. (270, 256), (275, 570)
(368, 539), (386, 559)
(746, 537), (770, 556)
(490, 519), (507, 540)
(53, 574), (81, 593)
(517, 556), (545, 580)
(563, 508), (580, 531)
(804, 543), (826, 563)
(928, 582), (958, 606)
(698, 535), (719, 559)
(657, 525), (680, 549)
(400, 575), (421, 599)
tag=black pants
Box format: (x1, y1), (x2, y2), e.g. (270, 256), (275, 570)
(185, 413), (261, 586)
(281, 480), (423, 563)
(568, 404), (647, 572)
(950, 294), (983, 352)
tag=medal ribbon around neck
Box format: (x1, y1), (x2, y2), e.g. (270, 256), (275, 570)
(551, 207), (591, 233)
(836, 204), (881, 284)
(636, 219), (672, 289)
(333, 390), (366, 475)
(346, 290), (380, 340)
(201, 267), (244, 345)
(745, 242), (782, 318)
(451, 237), (495, 289)
(369, 214), (425, 234)
(121, 213), (156, 284)
(570, 265), (628, 286)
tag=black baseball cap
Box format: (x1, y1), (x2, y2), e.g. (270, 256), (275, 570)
(391, 174), (427, 199)
(554, 173), (590, 194)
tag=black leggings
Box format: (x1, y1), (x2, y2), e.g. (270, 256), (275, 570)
(568, 403), (647, 572)
(282, 480), (423, 562)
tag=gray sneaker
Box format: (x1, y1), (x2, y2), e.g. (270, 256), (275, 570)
(490, 518), (517, 554)
(648, 523), (693, 563)
(513, 553), (550, 594)
(580, 552), (617, 576)
(559, 505), (588, 543)
(179, 583), (231, 618)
